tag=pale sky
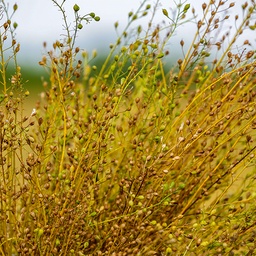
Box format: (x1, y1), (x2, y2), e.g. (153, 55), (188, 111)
(5, 0), (250, 66)
(13, 0), (181, 63)
(13, 0), (172, 63)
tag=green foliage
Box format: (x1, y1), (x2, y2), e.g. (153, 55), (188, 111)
(0, 0), (256, 255)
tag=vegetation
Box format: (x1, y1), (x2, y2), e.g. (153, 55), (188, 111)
(0, 0), (256, 255)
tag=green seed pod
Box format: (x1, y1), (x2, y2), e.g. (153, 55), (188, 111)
(151, 220), (157, 225)
(162, 9), (169, 17)
(121, 46), (127, 52)
(77, 23), (83, 29)
(13, 4), (18, 11)
(82, 51), (88, 58)
(157, 52), (165, 58)
(92, 49), (97, 58)
(160, 125), (165, 131)
(166, 247), (172, 254)
(150, 44), (157, 49)
(154, 136), (161, 143)
(55, 238), (60, 246)
(65, 179), (71, 185)
(201, 241), (209, 247)
(38, 229), (44, 237)
(179, 183), (185, 189)
(128, 11), (133, 17)
(128, 200), (134, 207)
(94, 16), (100, 21)
(73, 4), (80, 12)
(13, 22), (18, 29)
(132, 14), (137, 20)
(183, 4), (190, 13)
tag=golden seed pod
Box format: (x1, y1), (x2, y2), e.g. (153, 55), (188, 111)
(3, 22), (9, 30)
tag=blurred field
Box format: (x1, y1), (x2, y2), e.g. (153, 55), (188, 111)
(22, 67), (46, 115)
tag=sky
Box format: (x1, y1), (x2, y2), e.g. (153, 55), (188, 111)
(12, 0), (182, 64)
(12, 0), (170, 64)
(3, 0), (251, 67)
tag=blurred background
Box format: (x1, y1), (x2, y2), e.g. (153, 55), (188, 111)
(2, 0), (250, 94)
(14, 0), (195, 64)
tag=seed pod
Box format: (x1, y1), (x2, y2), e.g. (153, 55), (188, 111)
(73, 4), (80, 12)
(162, 9), (168, 17)
(13, 3), (18, 11)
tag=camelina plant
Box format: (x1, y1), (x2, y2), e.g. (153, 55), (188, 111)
(0, 0), (256, 255)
